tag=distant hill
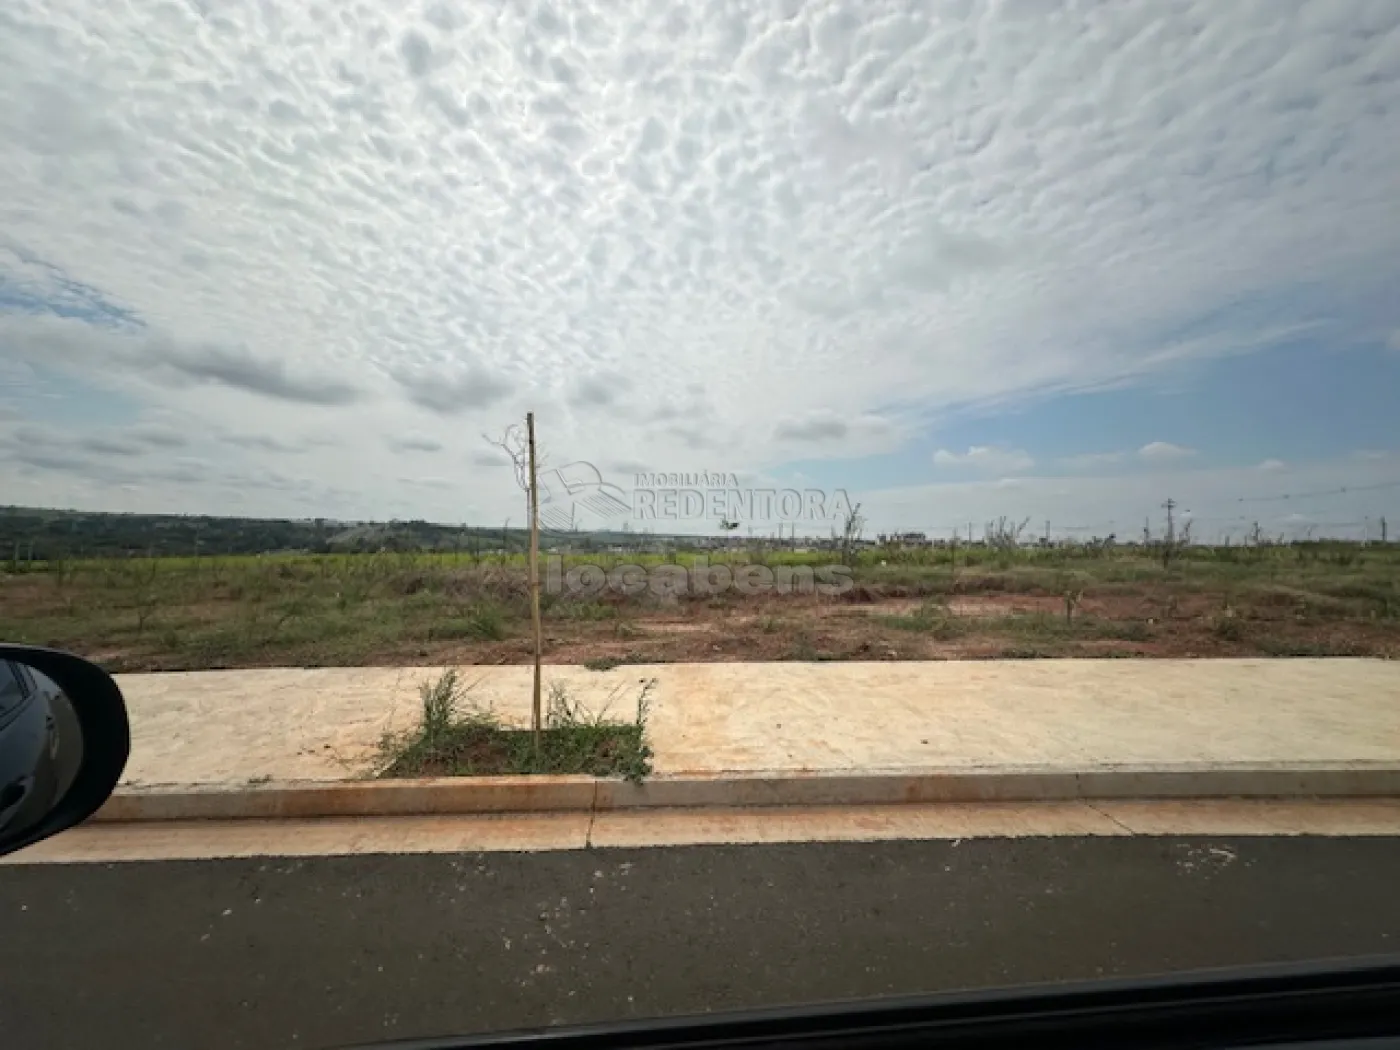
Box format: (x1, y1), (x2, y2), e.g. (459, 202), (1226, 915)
(0, 505), (689, 560)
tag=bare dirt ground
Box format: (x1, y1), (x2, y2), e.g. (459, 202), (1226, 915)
(497, 591), (1399, 669)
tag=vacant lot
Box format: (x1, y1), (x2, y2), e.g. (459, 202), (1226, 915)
(0, 544), (1396, 671)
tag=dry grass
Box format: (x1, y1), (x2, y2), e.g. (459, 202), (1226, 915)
(0, 544), (1395, 670)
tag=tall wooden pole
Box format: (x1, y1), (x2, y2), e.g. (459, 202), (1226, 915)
(527, 413), (543, 761)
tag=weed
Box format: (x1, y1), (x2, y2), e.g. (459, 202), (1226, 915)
(1208, 606), (1245, 641)
(4, 541), (1398, 670)
(377, 669), (653, 782)
(583, 656), (623, 672)
(440, 602), (507, 641)
(1103, 620), (1154, 642)
(552, 600), (617, 622)
(419, 667), (462, 740)
(789, 631), (819, 661)
(1063, 587), (1083, 623)
(876, 597), (964, 639)
(1252, 638), (1368, 657)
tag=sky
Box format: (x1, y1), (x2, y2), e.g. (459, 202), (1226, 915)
(1, 0), (1398, 541)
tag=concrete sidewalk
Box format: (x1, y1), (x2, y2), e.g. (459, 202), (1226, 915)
(114, 659), (1400, 789)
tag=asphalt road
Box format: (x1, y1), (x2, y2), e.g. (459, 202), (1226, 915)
(3, 837), (1400, 1049)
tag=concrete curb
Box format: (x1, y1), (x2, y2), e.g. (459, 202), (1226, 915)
(95, 762), (1400, 822)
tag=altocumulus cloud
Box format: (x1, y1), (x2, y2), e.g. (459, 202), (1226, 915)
(0, 0), (1397, 524)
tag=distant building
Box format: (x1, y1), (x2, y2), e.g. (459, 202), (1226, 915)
(878, 531), (931, 548)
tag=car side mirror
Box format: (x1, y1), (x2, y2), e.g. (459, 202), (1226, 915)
(0, 645), (130, 858)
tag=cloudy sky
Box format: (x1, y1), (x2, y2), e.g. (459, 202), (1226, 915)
(2, 0), (1398, 540)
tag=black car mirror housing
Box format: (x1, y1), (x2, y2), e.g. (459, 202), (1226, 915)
(0, 645), (130, 858)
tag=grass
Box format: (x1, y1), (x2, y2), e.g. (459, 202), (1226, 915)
(0, 542), (1396, 668)
(582, 649), (661, 671)
(985, 612), (1155, 643)
(1252, 638), (1369, 658)
(875, 598), (967, 639)
(377, 670), (655, 782)
(583, 656), (624, 671)
(789, 631), (820, 661)
(550, 600), (618, 622)
(996, 646), (1053, 659)
(1208, 609), (1246, 642)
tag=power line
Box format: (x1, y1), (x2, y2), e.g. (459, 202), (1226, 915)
(1234, 478), (1400, 504)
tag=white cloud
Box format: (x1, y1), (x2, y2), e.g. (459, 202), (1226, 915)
(1257, 458), (1288, 471)
(771, 409), (902, 455)
(1138, 441), (1197, 462)
(0, 313), (360, 406)
(469, 449), (510, 468)
(387, 432), (444, 454)
(1060, 451), (1126, 471)
(933, 445), (1035, 474)
(0, 1), (1397, 521)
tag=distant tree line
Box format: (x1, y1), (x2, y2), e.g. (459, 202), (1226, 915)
(0, 505), (653, 561)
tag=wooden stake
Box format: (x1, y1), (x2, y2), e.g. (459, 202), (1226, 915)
(527, 412), (543, 761)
